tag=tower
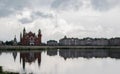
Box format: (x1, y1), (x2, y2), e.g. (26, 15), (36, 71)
(38, 29), (42, 45)
(38, 29), (41, 36)
(13, 35), (17, 45)
(20, 32), (22, 42)
(23, 27), (26, 36)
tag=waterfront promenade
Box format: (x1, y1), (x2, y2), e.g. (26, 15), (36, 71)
(0, 46), (120, 50)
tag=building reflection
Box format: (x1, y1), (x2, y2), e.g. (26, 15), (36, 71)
(47, 50), (57, 56)
(20, 52), (41, 70)
(11, 49), (120, 70)
(59, 49), (108, 60)
(59, 49), (120, 60)
(108, 50), (120, 59)
(12, 52), (17, 61)
(0, 52), (2, 55)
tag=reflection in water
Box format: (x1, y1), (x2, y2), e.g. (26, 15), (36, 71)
(47, 50), (57, 56)
(59, 49), (120, 59)
(0, 52), (1, 55)
(59, 49), (108, 60)
(46, 49), (120, 60)
(13, 52), (17, 61)
(20, 52), (41, 70)
(12, 49), (120, 70)
(0, 49), (120, 74)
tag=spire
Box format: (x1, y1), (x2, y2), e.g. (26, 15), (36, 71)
(38, 29), (41, 34)
(13, 35), (17, 45)
(23, 27), (26, 35)
(38, 29), (42, 45)
(20, 32), (22, 37)
(14, 35), (17, 42)
(20, 32), (22, 42)
(23, 27), (26, 32)
(38, 29), (41, 37)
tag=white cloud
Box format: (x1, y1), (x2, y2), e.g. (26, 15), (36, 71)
(0, 0), (120, 42)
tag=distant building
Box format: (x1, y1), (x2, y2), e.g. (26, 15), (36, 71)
(59, 37), (110, 46)
(79, 38), (109, 46)
(20, 28), (42, 46)
(92, 38), (108, 46)
(109, 38), (120, 46)
(0, 41), (3, 45)
(59, 36), (80, 46)
(79, 37), (93, 46)
(47, 40), (58, 46)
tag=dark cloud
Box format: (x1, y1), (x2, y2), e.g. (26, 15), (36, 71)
(0, 0), (29, 17)
(19, 11), (53, 24)
(91, 0), (120, 11)
(33, 11), (53, 18)
(51, 0), (120, 11)
(51, 0), (83, 10)
(19, 18), (33, 24)
(0, 8), (14, 17)
(0, 0), (120, 18)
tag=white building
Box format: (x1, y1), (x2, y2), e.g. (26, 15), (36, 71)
(92, 38), (109, 46)
(78, 37), (93, 46)
(59, 36), (80, 46)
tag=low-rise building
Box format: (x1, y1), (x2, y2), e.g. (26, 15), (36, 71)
(47, 40), (58, 46)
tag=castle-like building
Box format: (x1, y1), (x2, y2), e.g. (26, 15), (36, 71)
(20, 28), (42, 46)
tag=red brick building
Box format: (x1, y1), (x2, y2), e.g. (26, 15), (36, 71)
(20, 28), (42, 46)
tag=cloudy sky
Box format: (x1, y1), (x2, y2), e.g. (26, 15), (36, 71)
(0, 0), (120, 42)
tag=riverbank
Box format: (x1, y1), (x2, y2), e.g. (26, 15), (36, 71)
(0, 46), (120, 51)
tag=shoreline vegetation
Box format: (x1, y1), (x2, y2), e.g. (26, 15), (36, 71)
(0, 66), (19, 74)
(0, 46), (120, 51)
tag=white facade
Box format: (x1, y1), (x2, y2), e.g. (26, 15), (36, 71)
(59, 36), (80, 46)
(92, 39), (109, 46)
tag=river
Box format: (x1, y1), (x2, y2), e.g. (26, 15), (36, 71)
(0, 49), (120, 74)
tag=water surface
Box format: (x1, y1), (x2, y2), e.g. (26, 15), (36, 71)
(0, 49), (120, 74)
